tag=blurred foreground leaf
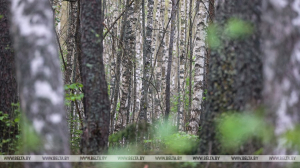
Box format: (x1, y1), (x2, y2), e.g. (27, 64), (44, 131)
(225, 18), (253, 39)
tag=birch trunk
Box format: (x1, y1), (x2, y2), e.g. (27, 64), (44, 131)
(119, 0), (136, 128)
(10, 0), (71, 167)
(262, 0), (300, 159)
(139, 0), (154, 122)
(111, 1), (127, 133)
(189, 0), (209, 135)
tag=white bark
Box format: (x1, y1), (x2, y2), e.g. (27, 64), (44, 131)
(262, 0), (300, 155)
(10, 0), (70, 167)
(189, 0), (208, 134)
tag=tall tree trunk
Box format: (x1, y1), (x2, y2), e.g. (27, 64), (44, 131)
(188, 0), (209, 135)
(176, 3), (181, 130)
(262, 0), (300, 160)
(180, 0), (188, 131)
(10, 0), (71, 167)
(199, 0), (262, 155)
(67, 0), (78, 148)
(139, 0), (153, 122)
(154, 0), (166, 121)
(118, 0), (135, 129)
(187, 0), (193, 130)
(165, 0), (177, 121)
(0, 0), (18, 155)
(160, 0), (167, 117)
(109, 0), (120, 134)
(112, 1), (128, 133)
(80, 0), (110, 154)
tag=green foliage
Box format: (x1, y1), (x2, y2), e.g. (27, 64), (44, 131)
(162, 131), (199, 154)
(218, 112), (264, 149)
(64, 83), (84, 153)
(283, 126), (300, 151)
(207, 24), (221, 49)
(0, 15), (3, 19)
(184, 75), (194, 112)
(69, 116), (82, 153)
(109, 121), (199, 155)
(217, 111), (271, 151)
(170, 95), (179, 114)
(208, 18), (253, 49)
(18, 116), (42, 153)
(225, 18), (253, 39)
(202, 89), (207, 100)
(109, 123), (140, 145)
(0, 103), (21, 155)
(116, 101), (121, 113)
(217, 110), (300, 154)
(52, 5), (61, 26)
(64, 83), (84, 106)
(152, 122), (198, 154)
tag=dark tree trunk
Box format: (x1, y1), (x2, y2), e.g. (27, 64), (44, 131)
(10, 0), (71, 167)
(199, 0), (262, 157)
(0, 0), (18, 155)
(80, 0), (110, 154)
(187, 0), (193, 129)
(165, 0), (177, 121)
(139, 0), (148, 122)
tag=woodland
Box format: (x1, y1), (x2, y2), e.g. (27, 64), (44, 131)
(1, 0), (300, 168)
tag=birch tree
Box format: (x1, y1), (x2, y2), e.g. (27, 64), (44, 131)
(119, 0), (136, 128)
(188, 0), (209, 135)
(262, 0), (300, 159)
(10, 0), (71, 167)
(139, 0), (154, 121)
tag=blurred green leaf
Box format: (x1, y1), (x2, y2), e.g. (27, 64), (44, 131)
(284, 126), (300, 151)
(218, 113), (265, 149)
(225, 18), (253, 39)
(207, 24), (221, 49)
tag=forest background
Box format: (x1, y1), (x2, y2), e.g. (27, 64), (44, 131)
(1, 0), (300, 168)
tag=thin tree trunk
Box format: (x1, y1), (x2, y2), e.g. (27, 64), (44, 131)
(139, 0), (152, 122)
(118, 0), (135, 129)
(165, 0), (177, 121)
(111, 0), (128, 133)
(187, 0), (193, 130)
(176, 3), (181, 130)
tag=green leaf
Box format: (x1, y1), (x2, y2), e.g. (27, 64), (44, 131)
(0, 15), (3, 19)
(14, 117), (20, 123)
(225, 18), (253, 39)
(207, 24), (221, 49)
(86, 63), (93, 68)
(217, 112), (267, 150)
